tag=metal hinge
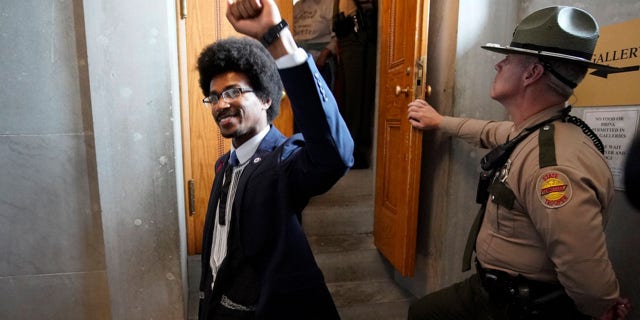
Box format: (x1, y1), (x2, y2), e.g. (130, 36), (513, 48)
(180, 0), (187, 19)
(188, 179), (195, 216)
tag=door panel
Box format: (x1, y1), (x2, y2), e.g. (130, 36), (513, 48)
(178, 0), (293, 254)
(374, 0), (428, 276)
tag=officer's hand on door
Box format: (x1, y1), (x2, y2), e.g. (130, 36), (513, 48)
(408, 99), (443, 131)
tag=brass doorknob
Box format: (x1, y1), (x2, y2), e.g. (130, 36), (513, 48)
(425, 85), (432, 98)
(395, 85), (410, 96)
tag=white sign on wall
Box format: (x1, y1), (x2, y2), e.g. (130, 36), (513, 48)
(584, 107), (640, 190)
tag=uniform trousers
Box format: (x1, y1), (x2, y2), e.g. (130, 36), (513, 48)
(407, 274), (591, 320)
(338, 24), (376, 169)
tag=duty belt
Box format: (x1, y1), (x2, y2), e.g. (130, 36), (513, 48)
(476, 261), (565, 305)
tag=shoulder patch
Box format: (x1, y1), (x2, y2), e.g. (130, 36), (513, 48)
(536, 171), (572, 208)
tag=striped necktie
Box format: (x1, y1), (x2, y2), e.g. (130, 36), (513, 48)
(218, 151), (238, 225)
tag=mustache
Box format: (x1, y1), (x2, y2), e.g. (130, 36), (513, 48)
(215, 108), (240, 122)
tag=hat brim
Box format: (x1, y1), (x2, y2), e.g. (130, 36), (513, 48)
(481, 43), (620, 71)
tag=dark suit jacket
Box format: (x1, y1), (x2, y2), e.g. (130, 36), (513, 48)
(199, 55), (354, 319)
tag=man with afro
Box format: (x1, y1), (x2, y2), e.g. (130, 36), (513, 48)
(195, 0), (353, 319)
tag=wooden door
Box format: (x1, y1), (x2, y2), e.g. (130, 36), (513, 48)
(373, 0), (429, 277)
(177, 0), (294, 255)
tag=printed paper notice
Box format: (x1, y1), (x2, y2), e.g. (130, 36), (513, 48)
(584, 107), (640, 190)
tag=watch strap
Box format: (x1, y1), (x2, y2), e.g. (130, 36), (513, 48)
(261, 20), (288, 47)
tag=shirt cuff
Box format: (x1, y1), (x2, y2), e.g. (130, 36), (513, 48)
(275, 47), (308, 69)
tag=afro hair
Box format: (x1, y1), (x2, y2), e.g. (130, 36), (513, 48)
(197, 37), (284, 123)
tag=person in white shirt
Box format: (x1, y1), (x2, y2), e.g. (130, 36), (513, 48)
(293, 0), (338, 90)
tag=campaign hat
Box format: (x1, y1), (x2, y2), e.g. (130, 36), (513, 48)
(481, 6), (616, 71)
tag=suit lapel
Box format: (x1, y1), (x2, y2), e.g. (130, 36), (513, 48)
(210, 153), (231, 210)
(232, 126), (286, 218)
(201, 153), (232, 282)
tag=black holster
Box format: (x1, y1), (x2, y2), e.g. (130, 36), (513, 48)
(476, 262), (588, 320)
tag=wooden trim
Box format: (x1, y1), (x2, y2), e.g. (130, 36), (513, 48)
(420, 0), (459, 292)
(175, 0), (197, 254)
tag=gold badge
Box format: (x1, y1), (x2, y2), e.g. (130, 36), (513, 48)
(537, 171), (572, 208)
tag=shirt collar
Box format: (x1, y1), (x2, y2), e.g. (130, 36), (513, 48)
(514, 103), (567, 133)
(231, 125), (270, 165)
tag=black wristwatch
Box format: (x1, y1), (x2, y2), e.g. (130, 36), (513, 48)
(261, 20), (288, 47)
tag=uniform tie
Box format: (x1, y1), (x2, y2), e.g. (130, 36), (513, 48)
(218, 151), (238, 225)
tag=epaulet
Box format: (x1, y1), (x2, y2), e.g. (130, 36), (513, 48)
(538, 123), (557, 168)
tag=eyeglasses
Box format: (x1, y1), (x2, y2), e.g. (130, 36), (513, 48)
(202, 87), (254, 106)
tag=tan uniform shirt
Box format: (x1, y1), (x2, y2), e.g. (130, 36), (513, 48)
(339, 0), (358, 17)
(439, 105), (619, 317)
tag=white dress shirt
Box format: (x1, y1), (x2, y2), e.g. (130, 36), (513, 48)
(210, 126), (270, 286)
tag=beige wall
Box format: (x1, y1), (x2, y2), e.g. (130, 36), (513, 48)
(401, 2), (640, 320)
(0, 0), (186, 318)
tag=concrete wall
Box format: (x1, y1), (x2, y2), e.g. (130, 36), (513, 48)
(403, 0), (640, 318)
(0, 0), (186, 318)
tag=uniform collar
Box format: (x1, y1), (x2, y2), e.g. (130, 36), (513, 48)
(513, 103), (567, 134)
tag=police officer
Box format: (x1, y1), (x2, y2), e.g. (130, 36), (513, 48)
(334, 0), (377, 168)
(406, 6), (631, 320)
